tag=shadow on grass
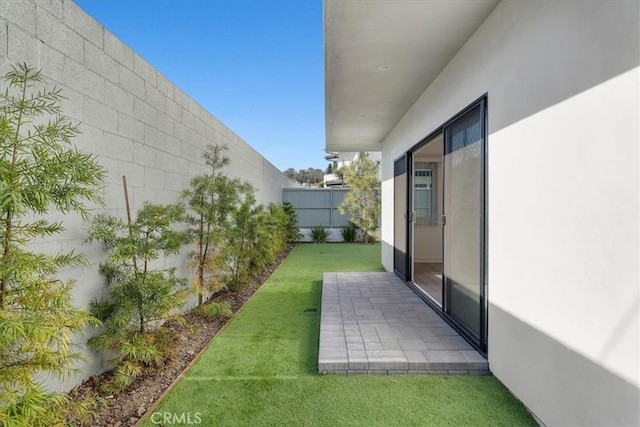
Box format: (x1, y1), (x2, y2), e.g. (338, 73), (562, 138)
(298, 279), (322, 375)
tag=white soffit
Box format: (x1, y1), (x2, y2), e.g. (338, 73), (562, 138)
(324, 0), (499, 152)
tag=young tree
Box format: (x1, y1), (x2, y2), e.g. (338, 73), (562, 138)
(221, 183), (261, 291)
(338, 156), (381, 243)
(0, 64), (105, 424)
(85, 202), (188, 393)
(182, 144), (242, 306)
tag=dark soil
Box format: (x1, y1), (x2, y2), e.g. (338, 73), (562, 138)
(65, 246), (293, 427)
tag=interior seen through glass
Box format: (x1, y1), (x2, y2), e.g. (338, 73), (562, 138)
(412, 133), (444, 306)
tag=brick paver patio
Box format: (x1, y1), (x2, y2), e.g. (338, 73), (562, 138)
(319, 272), (489, 375)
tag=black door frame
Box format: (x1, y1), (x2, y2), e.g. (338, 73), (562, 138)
(393, 154), (412, 280)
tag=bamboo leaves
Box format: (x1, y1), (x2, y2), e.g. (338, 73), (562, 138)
(85, 202), (188, 393)
(0, 63), (105, 425)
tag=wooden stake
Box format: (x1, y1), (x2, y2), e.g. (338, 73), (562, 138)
(122, 175), (139, 274)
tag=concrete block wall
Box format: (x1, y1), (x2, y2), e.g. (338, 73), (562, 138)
(0, 0), (298, 391)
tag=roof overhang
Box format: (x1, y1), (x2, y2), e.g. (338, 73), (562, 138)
(324, 0), (499, 152)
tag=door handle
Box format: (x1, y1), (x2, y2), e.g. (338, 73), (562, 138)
(442, 215), (446, 225)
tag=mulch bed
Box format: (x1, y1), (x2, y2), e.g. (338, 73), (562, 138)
(66, 245), (294, 427)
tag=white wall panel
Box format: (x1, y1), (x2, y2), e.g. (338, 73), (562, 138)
(379, 1), (639, 424)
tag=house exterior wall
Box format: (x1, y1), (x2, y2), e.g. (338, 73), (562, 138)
(379, 1), (639, 425)
(0, 0), (297, 391)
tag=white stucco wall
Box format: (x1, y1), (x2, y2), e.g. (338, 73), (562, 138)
(0, 0), (297, 391)
(380, 1), (639, 425)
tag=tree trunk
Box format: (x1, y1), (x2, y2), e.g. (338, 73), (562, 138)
(197, 266), (204, 306)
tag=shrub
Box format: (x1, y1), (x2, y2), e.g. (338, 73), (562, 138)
(194, 301), (232, 319)
(86, 202), (189, 393)
(282, 201), (302, 242)
(220, 191), (292, 292)
(341, 222), (360, 243)
(250, 203), (291, 273)
(309, 226), (328, 243)
(101, 328), (177, 394)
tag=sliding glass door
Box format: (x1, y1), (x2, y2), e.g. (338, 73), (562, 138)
(443, 100), (486, 347)
(396, 97), (487, 352)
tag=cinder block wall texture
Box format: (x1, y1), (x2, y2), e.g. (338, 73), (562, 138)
(1, 0), (298, 391)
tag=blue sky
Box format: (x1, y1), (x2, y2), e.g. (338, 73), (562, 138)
(74, 0), (326, 172)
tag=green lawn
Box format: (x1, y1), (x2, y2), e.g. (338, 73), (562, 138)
(144, 243), (535, 426)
